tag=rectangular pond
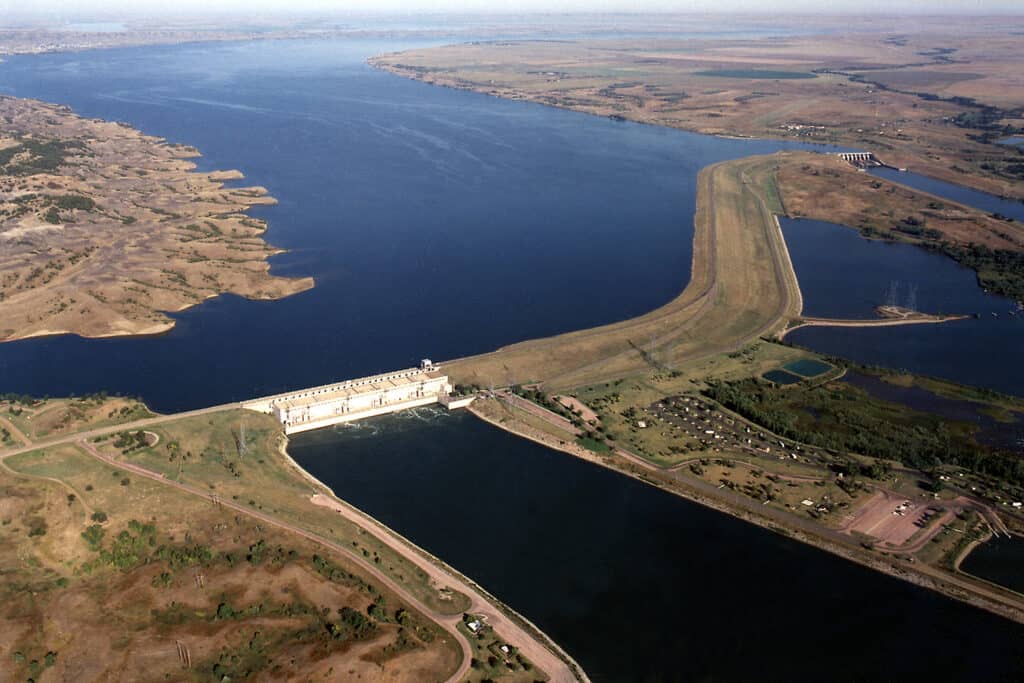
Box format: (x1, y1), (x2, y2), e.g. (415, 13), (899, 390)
(783, 358), (832, 378)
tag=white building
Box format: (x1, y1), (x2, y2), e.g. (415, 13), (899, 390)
(265, 360), (455, 434)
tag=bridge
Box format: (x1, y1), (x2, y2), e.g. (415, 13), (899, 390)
(242, 359), (475, 434)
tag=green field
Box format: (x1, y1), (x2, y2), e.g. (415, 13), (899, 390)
(704, 370), (1024, 496)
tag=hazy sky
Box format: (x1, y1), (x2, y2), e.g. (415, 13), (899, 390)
(5, 0), (1023, 17)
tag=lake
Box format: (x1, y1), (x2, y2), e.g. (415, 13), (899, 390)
(784, 218), (1024, 396)
(0, 38), (833, 412)
(290, 408), (1024, 682)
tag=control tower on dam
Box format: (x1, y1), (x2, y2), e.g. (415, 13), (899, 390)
(243, 360), (474, 435)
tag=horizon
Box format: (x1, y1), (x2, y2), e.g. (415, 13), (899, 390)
(4, 2), (1024, 22)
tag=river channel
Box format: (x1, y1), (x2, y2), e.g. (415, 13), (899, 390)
(290, 408), (1024, 681)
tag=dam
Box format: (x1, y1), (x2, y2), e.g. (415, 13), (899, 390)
(243, 360), (474, 434)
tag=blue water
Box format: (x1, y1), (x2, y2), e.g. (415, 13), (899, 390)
(0, 39), (833, 412)
(291, 409), (1024, 682)
(784, 219), (1024, 395)
(871, 167), (1024, 220)
(783, 358), (832, 377)
(783, 217), (1007, 319)
(997, 136), (1024, 146)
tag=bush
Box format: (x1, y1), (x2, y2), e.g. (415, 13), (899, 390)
(53, 194), (95, 211)
(81, 524), (106, 551)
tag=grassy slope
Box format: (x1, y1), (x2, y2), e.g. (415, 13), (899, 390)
(447, 154), (800, 390)
(96, 409), (471, 615)
(0, 443), (461, 682)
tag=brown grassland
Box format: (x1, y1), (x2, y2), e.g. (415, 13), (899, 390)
(777, 153), (1024, 252)
(0, 395), (571, 682)
(371, 22), (1024, 199)
(0, 97), (313, 342)
(0, 442), (462, 682)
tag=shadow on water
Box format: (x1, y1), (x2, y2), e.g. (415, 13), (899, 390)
(961, 535), (1024, 596)
(290, 411), (1024, 683)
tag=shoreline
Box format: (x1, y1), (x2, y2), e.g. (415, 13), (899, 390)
(467, 403), (1024, 625)
(778, 313), (972, 339)
(0, 96), (315, 345)
(0, 281), (315, 345)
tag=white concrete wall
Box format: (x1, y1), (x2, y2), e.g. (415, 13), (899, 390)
(282, 395), (442, 434)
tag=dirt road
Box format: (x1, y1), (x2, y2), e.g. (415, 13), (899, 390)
(0, 407), (585, 682)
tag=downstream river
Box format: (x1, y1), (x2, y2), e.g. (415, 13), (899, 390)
(291, 408), (1024, 681)
(2, 37), (1023, 681)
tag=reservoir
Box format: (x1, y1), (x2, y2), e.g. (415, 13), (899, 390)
(290, 409), (1024, 681)
(0, 38), (834, 412)
(1, 39), (1020, 402)
(783, 218), (1024, 396)
(2, 35), (1023, 681)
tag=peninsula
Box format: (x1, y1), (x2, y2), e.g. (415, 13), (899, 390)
(366, 28), (1024, 625)
(371, 26), (1024, 301)
(370, 23), (1024, 198)
(0, 96), (313, 342)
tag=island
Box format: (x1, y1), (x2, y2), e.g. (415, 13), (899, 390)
(0, 96), (313, 342)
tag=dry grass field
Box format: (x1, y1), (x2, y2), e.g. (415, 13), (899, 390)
(372, 22), (1024, 199)
(0, 398), (573, 682)
(0, 97), (313, 342)
(0, 443), (461, 682)
(777, 153), (1024, 251)
(1, 394), (153, 443)
(92, 409), (473, 617)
